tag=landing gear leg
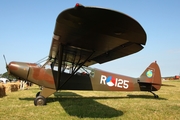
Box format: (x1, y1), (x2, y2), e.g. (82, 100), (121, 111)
(149, 91), (159, 98)
(36, 92), (40, 97)
(34, 87), (56, 106)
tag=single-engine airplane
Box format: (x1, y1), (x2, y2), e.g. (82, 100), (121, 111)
(6, 4), (165, 106)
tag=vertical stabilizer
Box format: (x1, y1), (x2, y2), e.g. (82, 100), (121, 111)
(139, 61), (161, 91)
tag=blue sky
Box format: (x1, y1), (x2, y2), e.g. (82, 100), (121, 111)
(0, 0), (180, 77)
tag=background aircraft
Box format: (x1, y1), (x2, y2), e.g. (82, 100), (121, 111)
(6, 4), (164, 106)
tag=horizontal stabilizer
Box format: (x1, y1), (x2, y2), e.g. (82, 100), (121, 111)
(138, 82), (175, 87)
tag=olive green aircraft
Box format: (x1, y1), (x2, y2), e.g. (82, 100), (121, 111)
(6, 4), (165, 106)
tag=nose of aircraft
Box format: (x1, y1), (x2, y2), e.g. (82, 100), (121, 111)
(8, 61), (30, 80)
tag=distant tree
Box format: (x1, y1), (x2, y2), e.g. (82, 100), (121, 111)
(2, 72), (16, 81)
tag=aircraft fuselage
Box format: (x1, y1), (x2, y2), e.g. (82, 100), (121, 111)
(8, 61), (157, 92)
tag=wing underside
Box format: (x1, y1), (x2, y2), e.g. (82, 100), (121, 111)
(48, 5), (147, 67)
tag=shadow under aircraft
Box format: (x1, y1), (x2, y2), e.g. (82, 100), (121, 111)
(19, 91), (167, 118)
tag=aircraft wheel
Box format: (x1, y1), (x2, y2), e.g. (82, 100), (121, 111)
(154, 95), (159, 98)
(34, 95), (46, 106)
(36, 92), (40, 97)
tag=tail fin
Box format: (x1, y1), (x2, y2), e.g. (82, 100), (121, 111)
(139, 61), (161, 91)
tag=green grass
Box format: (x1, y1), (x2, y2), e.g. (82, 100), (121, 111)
(0, 80), (180, 120)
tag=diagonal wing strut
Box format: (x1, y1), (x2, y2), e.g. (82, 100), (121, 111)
(51, 43), (95, 90)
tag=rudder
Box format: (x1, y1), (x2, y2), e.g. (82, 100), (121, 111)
(139, 61), (161, 91)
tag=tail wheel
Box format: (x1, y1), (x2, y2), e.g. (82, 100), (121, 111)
(34, 95), (46, 106)
(154, 95), (159, 98)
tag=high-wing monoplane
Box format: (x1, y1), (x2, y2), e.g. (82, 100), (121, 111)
(6, 4), (165, 106)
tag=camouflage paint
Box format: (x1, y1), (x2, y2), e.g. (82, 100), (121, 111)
(8, 61), (55, 89)
(8, 61), (161, 96)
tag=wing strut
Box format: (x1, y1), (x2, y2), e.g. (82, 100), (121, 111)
(58, 51), (94, 89)
(50, 43), (64, 90)
(55, 49), (95, 90)
(56, 44), (64, 90)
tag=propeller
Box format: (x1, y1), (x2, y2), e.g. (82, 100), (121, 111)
(3, 55), (9, 73)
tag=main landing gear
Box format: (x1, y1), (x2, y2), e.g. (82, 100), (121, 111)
(33, 87), (56, 106)
(34, 95), (46, 106)
(149, 91), (159, 98)
(34, 92), (46, 106)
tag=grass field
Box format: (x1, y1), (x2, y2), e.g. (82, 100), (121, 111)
(0, 80), (180, 120)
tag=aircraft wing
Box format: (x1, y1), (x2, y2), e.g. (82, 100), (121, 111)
(49, 4), (146, 67)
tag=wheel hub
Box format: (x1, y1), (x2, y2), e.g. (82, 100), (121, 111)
(37, 98), (44, 105)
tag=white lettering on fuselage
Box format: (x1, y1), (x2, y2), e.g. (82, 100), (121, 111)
(100, 75), (129, 89)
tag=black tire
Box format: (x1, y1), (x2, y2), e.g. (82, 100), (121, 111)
(36, 92), (40, 97)
(154, 95), (159, 98)
(34, 95), (46, 106)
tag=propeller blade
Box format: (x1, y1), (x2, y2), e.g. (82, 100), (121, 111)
(3, 55), (8, 67)
(3, 55), (9, 73)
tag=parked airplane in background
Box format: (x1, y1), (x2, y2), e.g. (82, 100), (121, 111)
(5, 4), (167, 106)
